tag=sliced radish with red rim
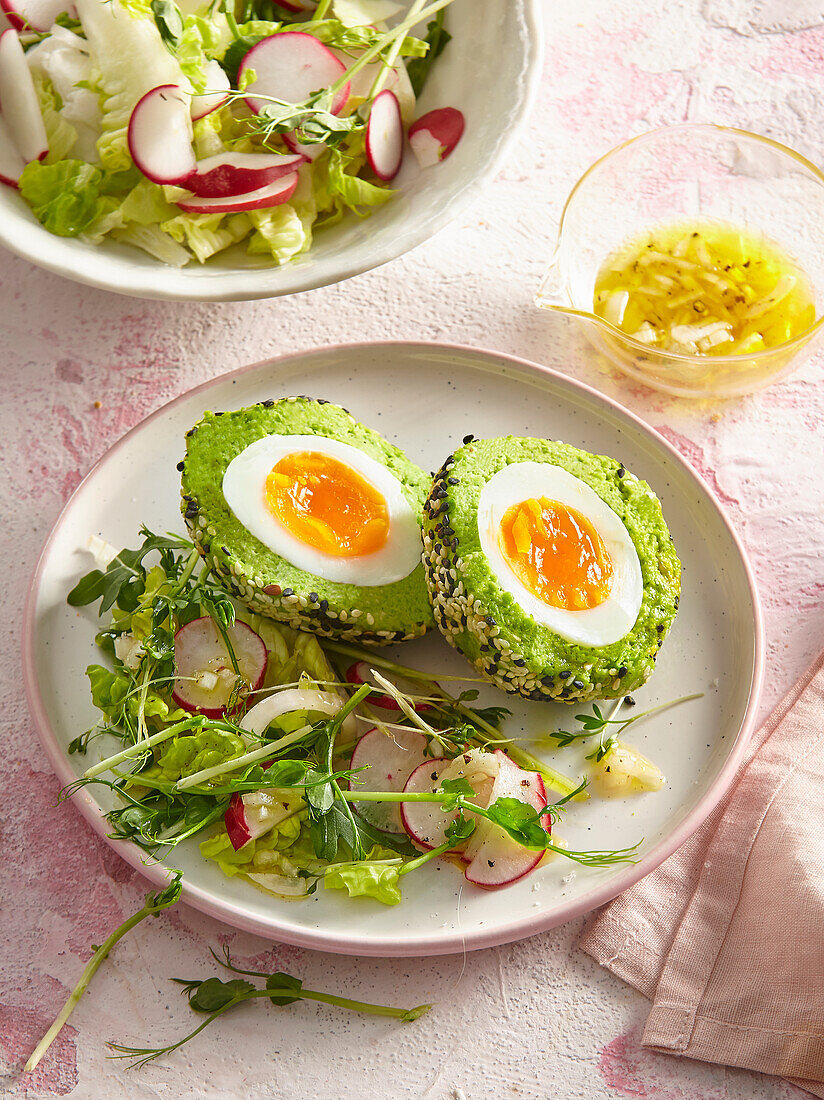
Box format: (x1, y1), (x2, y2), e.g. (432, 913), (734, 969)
(401, 749), (499, 858)
(128, 83), (196, 185)
(225, 789), (299, 851)
(345, 661), (435, 713)
(0, 0), (77, 33)
(0, 113), (24, 187)
(349, 725), (429, 833)
(172, 616), (267, 719)
(408, 107), (464, 168)
(365, 89), (403, 181)
(463, 751), (551, 889)
(239, 32), (349, 117)
(184, 151), (304, 198)
(190, 59), (231, 121)
(0, 29), (48, 163)
(174, 170), (298, 213)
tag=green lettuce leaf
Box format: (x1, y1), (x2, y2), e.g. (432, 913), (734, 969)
(32, 72), (79, 163)
(19, 161), (107, 237)
(160, 210), (251, 263)
(246, 204), (309, 265)
(152, 727), (248, 782)
(323, 846), (404, 906)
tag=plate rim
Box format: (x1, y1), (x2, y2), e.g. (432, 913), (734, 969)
(23, 340), (765, 956)
(0, 2), (543, 302)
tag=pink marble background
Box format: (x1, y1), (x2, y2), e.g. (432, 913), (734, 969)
(3, 1), (824, 1096)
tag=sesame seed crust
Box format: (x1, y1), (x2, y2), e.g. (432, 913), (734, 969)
(422, 437), (682, 703)
(180, 397), (434, 644)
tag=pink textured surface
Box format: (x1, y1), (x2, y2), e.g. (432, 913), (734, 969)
(2, 2), (823, 1097)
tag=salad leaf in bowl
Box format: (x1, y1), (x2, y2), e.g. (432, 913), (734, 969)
(0, 0), (541, 299)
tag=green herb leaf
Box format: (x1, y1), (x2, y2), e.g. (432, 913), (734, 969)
(187, 977), (254, 1012)
(266, 972), (303, 1005)
(406, 12), (451, 97)
(151, 0), (185, 52)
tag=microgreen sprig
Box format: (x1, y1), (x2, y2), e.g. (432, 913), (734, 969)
(109, 946), (430, 1068)
(25, 872), (184, 1074)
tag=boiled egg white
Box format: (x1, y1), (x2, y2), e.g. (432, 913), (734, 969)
(222, 434), (421, 586)
(476, 462), (643, 646)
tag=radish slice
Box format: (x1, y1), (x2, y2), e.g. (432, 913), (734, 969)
(172, 616), (267, 719)
(408, 107), (464, 168)
(240, 686), (350, 738)
(0, 29), (48, 163)
(185, 151), (304, 198)
(0, 0), (77, 33)
(283, 131), (325, 161)
(225, 789), (298, 850)
(276, 0), (316, 11)
(0, 112), (24, 187)
(344, 661), (434, 713)
(190, 58), (230, 121)
(463, 751), (551, 889)
(174, 170), (298, 213)
(349, 726), (429, 833)
(128, 83), (196, 185)
(365, 88), (403, 181)
(239, 32), (349, 117)
(401, 748), (499, 857)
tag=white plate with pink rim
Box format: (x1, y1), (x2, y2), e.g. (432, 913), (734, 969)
(23, 341), (764, 957)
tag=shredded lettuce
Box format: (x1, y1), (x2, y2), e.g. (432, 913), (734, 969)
(160, 211), (251, 262)
(32, 73), (79, 163)
(247, 204), (308, 265)
(150, 727), (248, 782)
(19, 160), (111, 237)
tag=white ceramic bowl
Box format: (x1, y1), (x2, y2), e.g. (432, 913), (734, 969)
(0, 1), (541, 300)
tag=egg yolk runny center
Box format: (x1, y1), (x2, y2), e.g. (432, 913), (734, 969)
(499, 497), (613, 610)
(265, 451), (390, 557)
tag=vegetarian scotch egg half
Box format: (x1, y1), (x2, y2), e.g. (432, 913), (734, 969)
(422, 436), (681, 703)
(180, 397), (435, 643)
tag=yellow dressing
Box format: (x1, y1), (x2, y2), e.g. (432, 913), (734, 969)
(593, 220), (815, 355)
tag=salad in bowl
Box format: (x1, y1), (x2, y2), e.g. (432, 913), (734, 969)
(0, 0), (541, 297)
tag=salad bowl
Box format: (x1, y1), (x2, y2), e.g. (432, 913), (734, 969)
(24, 342), (764, 956)
(0, 1), (541, 301)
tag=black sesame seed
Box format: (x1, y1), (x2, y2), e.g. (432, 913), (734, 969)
(572, 679), (585, 689)
(559, 670), (572, 679)
(674, 597), (680, 608)
(261, 399), (274, 407)
(319, 599), (329, 612)
(221, 546), (229, 555)
(176, 460), (185, 471)
(485, 615), (496, 626)
(624, 695), (636, 706)
(309, 592), (319, 603)
(541, 676), (555, 686)
(513, 658), (526, 667)
(186, 427), (197, 437)
(462, 434), (474, 444)
(657, 623), (665, 633)
(618, 665), (628, 677)
(283, 587), (293, 596)
(617, 465), (625, 477)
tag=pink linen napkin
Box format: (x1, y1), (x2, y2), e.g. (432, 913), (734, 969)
(580, 649), (824, 1096)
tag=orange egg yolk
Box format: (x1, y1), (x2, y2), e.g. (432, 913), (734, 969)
(499, 497), (613, 610)
(265, 451), (389, 557)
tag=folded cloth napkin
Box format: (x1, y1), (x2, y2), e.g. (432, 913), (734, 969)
(580, 649), (824, 1096)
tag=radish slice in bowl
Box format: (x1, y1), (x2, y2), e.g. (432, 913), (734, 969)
(0, 114), (25, 187)
(174, 170), (299, 213)
(184, 152), (304, 199)
(190, 59), (230, 121)
(0, 0), (77, 34)
(127, 83), (196, 185)
(365, 89), (403, 181)
(344, 661), (435, 713)
(349, 725), (429, 833)
(239, 32), (349, 117)
(0, 29), (48, 164)
(172, 616), (267, 718)
(408, 106), (465, 168)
